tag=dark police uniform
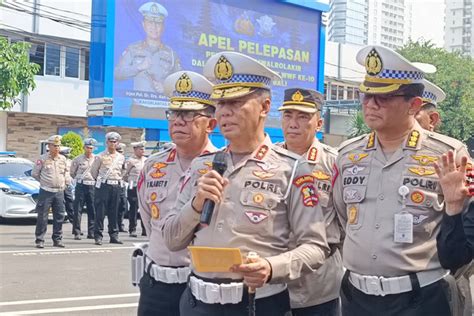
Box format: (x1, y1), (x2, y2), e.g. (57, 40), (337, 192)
(32, 135), (69, 248)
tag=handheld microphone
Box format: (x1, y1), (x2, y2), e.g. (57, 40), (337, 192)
(200, 151), (228, 226)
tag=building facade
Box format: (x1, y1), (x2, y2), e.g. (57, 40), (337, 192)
(328, 0), (369, 45)
(445, 0), (474, 56)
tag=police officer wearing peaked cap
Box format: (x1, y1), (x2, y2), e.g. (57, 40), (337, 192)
(136, 70), (217, 315)
(115, 1), (181, 118)
(278, 88), (344, 315)
(90, 132), (125, 245)
(123, 141), (147, 237)
(32, 135), (70, 248)
(163, 52), (330, 315)
(333, 45), (472, 315)
(70, 138), (98, 240)
(415, 78), (445, 132)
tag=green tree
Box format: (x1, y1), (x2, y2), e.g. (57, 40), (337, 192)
(0, 38), (40, 110)
(348, 109), (371, 137)
(397, 40), (474, 142)
(61, 131), (84, 159)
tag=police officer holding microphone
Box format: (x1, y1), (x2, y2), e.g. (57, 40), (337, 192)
(163, 52), (329, 315)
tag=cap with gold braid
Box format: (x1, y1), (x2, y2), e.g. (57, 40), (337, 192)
(356, 45), (436, 94)
(163, 71), (215, 110)
(420, 79), (445, 107)
(278, 88), (324, 114)
(203, 51), (281, 100)
(47, 135), (62, 146)
(139, 2), (168, 23)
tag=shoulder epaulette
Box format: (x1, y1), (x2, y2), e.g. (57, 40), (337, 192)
(337, 134), (367, 152)
(321, 143), (338, 156)
(427, 132), (466, 151)
(198, 151), (217, 158)
(272, 145), (300, 160)
(148, 143), (174, 158)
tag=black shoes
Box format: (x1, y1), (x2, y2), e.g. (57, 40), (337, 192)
(129, 232), (138, 238)
(86, 235), (94, 239)
(110, 238), (123, 244)
(35, 241), (44, 249)
(53, 241), (65, 248)
(74, 235), (81, 240)
(95, 239), (103, 245)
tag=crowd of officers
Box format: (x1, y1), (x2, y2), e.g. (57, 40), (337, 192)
(32, 44), (473, 316)
(32, 134), (148, 248)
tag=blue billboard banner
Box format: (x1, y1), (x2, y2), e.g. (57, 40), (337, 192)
(111, 0), (322, 128)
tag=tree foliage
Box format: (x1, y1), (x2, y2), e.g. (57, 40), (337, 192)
(398, 40), (474, 142)
(348, 109), (371, 137)
(0, 38), (40, 110)
(61, 131), (84, 159)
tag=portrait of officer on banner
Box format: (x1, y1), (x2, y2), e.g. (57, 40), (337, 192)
(114, 1), (181, 117)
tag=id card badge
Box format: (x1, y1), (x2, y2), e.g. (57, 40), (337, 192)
(394, 212), (413, 243)
(95, 176), (102, 189)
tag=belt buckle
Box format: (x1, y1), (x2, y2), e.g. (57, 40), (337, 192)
(366, 276), (385, 296)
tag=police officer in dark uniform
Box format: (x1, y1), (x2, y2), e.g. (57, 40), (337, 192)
(32, 135), (70, 248)
(60, 147), (75, 226)
(91, 132), (125, 245)
(70, 138), (98, 240)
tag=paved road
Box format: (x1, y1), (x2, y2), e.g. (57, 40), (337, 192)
(0, 218), (144, 315)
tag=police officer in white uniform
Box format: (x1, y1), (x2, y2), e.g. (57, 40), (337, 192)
(278, 88), (343, 315)
(136, 71), (217, 315)
(333, 45), (471, 315)
(163, 52), (329, 316)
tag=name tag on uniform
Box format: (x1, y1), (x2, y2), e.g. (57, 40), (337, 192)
(394, 212), (413, 243)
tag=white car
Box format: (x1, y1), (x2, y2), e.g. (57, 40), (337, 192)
(0, 153), (40, 219)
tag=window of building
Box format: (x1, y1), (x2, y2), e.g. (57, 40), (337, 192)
(330, 85), (338, 100)
(338, 86), (345, 99)
(65, 46), (79, 78)
(45, 43), (60, 76)
(347, 87), (354, 100)
(29, 42), (45, 76)
(80, 48), (89, 81)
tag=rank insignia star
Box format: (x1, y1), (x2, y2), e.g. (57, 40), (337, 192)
(408, 166), (436, 176)
(406, 130), (420, 148)
(366, 132), (375, 149)
(411, 155), (438, 166)
(254, 145), (269, 160)
(348, 153), (369, 163)
(307, 147), (318, 161)
(150, 162), (167, 179)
